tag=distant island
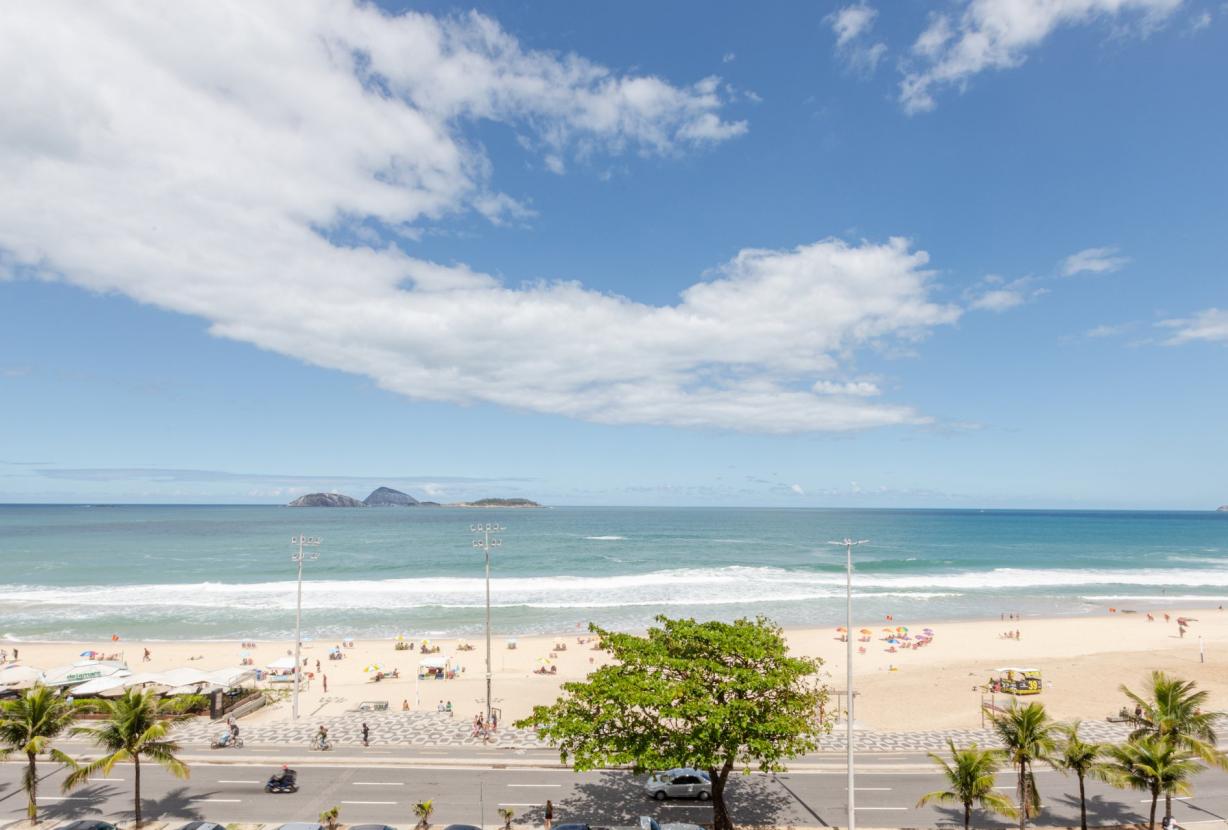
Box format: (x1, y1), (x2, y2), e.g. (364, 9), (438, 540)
(288, 486), (540, 508)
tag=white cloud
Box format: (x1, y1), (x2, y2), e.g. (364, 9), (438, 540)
(790, 483), (806, 495)
(900, 0), (1183, 113)
(1085, 322), (1132, 337)
(965, 274), (1045, 312)
(0, 3), (962, 434)
(812, 380), (882, 396)
(1061, 246), (1131, 275)
(723, 52), (737, 63)
(970, 288), (1027, 311)
(1190, 10), (1212, 29)
(828, 3), (889, 74)
(1159, 308), (1228, 344)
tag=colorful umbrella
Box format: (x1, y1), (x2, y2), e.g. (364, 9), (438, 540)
(363, 664), (383, 673)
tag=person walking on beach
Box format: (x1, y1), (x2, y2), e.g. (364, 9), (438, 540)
(361, 722), (370, 747)
(143, 647), (151, 662)
(322, 674), (328, 693)
(545, 799), (553, 830)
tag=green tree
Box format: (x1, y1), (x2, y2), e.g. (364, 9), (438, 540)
(917, 740), (1018, 830)
(0, 685), (79, 822)
(991, 701), (1057, 830)
(1103, 736), (1201, 830)
(517, 616), (831, 830)
(1122, 671), (1227, 769)
(320, 805), (340, 830)
(413, 799), (435, 829)
(64, 689), (202, 827)
(1052, 721), (1108, 830)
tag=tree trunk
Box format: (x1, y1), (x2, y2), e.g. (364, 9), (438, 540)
(710, 764), (734, 830)
(1148, 787), (1158, 830)
(1018, 763), (1028, 830)
(25, 750), (38, 821)
(134, 756), (142, 825)
(1165, 791), (1172, 824)
(964, 801), (971, 830)
(1078, 773), (1087, 830)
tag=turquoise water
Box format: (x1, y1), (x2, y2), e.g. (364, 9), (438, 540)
(1, 505), (1225, 640)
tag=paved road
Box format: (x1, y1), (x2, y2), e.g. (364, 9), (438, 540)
(4, 753), (1228, 828)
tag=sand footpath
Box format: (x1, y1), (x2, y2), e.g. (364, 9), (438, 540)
(6, 608), (1224, 732)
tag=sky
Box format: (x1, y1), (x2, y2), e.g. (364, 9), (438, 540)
(0, 0), (1225, 508)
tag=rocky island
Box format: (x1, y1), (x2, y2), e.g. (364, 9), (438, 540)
(288, 486), (540, 508)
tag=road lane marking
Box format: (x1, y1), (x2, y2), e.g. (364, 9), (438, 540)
(343, 800), (398, 805)
(88, 778), (125, 782)
(1142, 797), (1192, 802)
(499, 803), (542, 807)
(847, 787), (892, 791)
(39, 797), (91, 801)
(354, 781), (405, 786)
(191, 799), (242, 803)
(217, 779), (261, 784)
(508, 784), (563, 788)
(856, 807), (907, 811)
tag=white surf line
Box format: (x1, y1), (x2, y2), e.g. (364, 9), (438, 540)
(342, 800), (398, 805)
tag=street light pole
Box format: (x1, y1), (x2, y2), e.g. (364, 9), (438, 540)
(829, 537), (868, 830)
(290, 534), (321, 721)
(472, 523), (503, 727)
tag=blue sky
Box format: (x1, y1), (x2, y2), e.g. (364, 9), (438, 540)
(0, 0), (1225, 508)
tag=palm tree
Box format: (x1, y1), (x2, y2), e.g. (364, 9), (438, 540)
(1103, 736), (1201, 830)
(0, 685), (79, 821)
(413, 799), (435, 829)
(63, 689), (203, 827)
(992, 701), (1057, 830)
(918, 739), (1018, 830)
(1053, 721), (1107, 830)
(1122, 671), (1227, 769)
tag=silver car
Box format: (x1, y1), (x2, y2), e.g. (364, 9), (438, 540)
(643, 768), (712, 801)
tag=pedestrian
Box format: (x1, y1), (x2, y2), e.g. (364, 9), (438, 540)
(316, 659), (321, 673)
(446, 700), (453, 717)
(361, 722), (370, 746)
(323, 673), (328, 693)
(545, 799), (553, 830)
(1015, 629), (1020, 640)
(491, 711), (498, 731)
(143, 647), (152, 662)
(12, 648), (16, 661)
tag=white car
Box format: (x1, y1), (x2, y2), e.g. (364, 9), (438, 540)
(643, 768), (712, 801)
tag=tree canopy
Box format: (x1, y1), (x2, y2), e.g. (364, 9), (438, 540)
(517, 615), (831, 830)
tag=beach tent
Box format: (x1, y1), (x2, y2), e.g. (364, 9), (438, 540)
(0, 665), (46, 690)
(207, 667), (256, 688)
(71, 673), (134, 696)
(266, 656), (298, 671)
(43, 660), (128, 687)
(419, 656), (451, 670)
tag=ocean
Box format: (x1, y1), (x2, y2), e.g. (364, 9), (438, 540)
(1, 505), (1225, 641)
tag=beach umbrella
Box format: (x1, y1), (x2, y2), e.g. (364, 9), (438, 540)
(79, 650), (94, 658)
(859, 628), (873, 634)
(363, 664), (383, 673)
(835, 626), (847, 632)
(896, 626), (909, 633)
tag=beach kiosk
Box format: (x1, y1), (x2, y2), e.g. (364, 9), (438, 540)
(991, 667), (1042, 695)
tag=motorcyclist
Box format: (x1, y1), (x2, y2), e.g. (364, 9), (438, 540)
(273, 764), (291, 783)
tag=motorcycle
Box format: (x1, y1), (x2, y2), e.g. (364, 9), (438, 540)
(264, 768), (298, 794)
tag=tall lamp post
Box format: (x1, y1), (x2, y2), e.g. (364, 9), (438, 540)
(290, 534), (321, 721)
(472, 523), (503, 727)
(829, 538), (868, 830)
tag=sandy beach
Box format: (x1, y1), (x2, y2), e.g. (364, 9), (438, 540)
(6, 608), (1224, 733)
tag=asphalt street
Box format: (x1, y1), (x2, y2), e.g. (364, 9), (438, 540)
(3, 751), (1228, 828)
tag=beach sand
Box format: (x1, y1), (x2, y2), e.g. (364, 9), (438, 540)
(7, 608), (1224, 732)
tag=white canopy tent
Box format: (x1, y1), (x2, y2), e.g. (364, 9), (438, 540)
(266, 656), (297, 671)
(43, 660), (128, 687)
(0, 665), (46, 690)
